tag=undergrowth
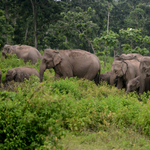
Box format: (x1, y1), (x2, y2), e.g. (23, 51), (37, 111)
(0, 52), (150, 149)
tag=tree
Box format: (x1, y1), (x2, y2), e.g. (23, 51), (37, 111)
(11, 0), (66, 50)
(0, 9), (14, 48)
(119, 28), (150, 55)
(50, 7), (99, 52)
(93, 31), (119, 59)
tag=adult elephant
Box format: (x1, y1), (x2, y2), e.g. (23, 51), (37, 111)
(138, 56), (150, 94)
(110, 59), (140, 89)
(126, 75), (150, 94)
(1, 45), (42, 64)
(39, 49), (101, 84)
(4, 67), (40, 87)
(114, 53), (143, 61)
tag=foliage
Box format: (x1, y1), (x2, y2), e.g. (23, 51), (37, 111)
(0, 9), (14, 48)
(119, 28), (150, 55)
(0, 0), (150, 54)
(0, 78), (65, 149)
(41, 7), (99, 52)
(93, 31), (119, 55)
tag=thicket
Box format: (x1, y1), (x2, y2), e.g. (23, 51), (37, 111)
(0, 52), (150, 149)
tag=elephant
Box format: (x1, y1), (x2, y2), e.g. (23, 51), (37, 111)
(138, 56), (150, 94)
(1, 45), (42, 64)
(0, 70), (2, 87)
(4, 67), (40, 86)
(39, 49), (101, 84)
(126, 75), (150, 94)
(114, 53), (143, 61)
(100, 72), (111, 85)
(110, 59), (141, 89)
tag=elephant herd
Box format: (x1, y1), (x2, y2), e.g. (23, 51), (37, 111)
(0, 45), (101, 87)
(0, 44), (42, 87)
(100, 53), (150, 94)
(1, 44), (150, 96)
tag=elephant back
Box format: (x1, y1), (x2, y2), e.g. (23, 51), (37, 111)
(114, 53), (143, 61)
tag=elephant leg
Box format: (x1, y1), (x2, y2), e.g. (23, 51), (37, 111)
(62, 70), (73, 79)
(139, 76), (146, 94)
(61, 63), (73, 79)
(55, 73), (61, 80)
(117, 78), (124, 89)
(84, 65), (99, 81)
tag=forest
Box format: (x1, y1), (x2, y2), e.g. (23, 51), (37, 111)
(1, 0), (150, 150)
(0, 0), (150, 56)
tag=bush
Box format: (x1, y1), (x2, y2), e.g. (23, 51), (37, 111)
(0, 77), (65, 149)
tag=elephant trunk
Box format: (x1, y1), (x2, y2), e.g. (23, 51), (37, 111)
(110, 73), (117, 86)
(139, 74), (146, 94)
(126, 90), (129, 96)
(1, 52), (7, 61)
(39, 62), (46, 82)
(4, 79), (8, 87)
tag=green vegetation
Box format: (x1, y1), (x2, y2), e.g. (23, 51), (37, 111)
(1, 0), (150, 149)
(1, 53), (150, 149)
(0, 0), (150, 55)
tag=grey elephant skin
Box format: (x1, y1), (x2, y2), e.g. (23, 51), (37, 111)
(100, 72), (111, 85)
(114, 53), (143, 61)
(4, 67), (40, 86)
(110, 54), (141, 89)
(139, 56), (150, 94)
(127, 75), (150, 94)
(1, 45), (42, 64)
(40, 49), (101, 84)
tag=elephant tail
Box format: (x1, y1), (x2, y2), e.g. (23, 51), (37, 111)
(94, 69), (101, 85)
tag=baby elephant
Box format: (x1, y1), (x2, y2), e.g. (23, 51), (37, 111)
(126, 76), (150, 94)
(100, 72), (111, 84)
(4, 67), (40, 86)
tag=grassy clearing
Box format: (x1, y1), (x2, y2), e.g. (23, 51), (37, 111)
(60, 127), (150, 150)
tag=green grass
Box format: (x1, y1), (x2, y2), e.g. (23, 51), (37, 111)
(60, 127), (150, 150)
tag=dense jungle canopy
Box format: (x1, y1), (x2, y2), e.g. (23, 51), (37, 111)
(0, 0), (150, 56)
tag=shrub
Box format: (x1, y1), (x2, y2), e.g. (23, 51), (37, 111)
(51, 77), (81, 99)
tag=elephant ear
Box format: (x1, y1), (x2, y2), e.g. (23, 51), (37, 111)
(122, 61), (127, 74)
(136, 80), (140, 88)
(53, 51), (62, 66)
(7, 45), (13, 54)
(11, 69), (17, 78)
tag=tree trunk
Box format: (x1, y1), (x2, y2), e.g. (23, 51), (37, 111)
(25, 16), (31, 41)
(65, 37), (67, 44)
(25, 27), (28, 41)
(86, 38), (95, 54)
(114, 50), (115, 57)
(5, 0), (9, 44)
(105, 2), (110, 68)
(107, 3), (110, 35)
(30, 0), (37, 49)
(104, 54), (106, 68)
